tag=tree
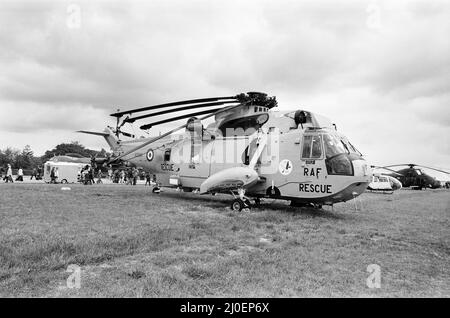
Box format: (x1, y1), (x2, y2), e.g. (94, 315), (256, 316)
(0, 147), (20, 168)
(0, 142), (107, 170)
(40, 141), (109, 163)
(42, 142), (89, 162)
(14, 145), (34, 169)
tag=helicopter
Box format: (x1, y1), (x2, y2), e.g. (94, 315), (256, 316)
(380, 164), (450, 190)
(79, 92), (372, 211)
(367, 166), (403, 193)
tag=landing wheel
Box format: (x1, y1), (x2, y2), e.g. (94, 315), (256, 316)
(152, 187), (161, 194)
(254, 198), (261, 206)
(231, 199), (250, 212)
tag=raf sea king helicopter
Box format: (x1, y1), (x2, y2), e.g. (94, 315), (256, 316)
(79, 92), (372, 211)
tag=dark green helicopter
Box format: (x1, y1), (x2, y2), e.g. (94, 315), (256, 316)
(382, 164), (450, 190)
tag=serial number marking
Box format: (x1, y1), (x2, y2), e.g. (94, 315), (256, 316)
(161, 163), (174, 171)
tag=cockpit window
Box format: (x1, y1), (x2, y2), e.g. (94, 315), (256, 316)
(302, 135), (322, 159)
(323, 133), (362, 157)
(323, 134), (347, 158)
(342, 138), (362, 156)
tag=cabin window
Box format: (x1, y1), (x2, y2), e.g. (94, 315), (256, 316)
(164, 149), (171, 161)
(301, 135), (322, 159)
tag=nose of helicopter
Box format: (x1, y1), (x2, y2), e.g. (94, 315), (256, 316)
(339, 158), (372, 202)
(352, 158), (372, 179)
(347, 159), (372, 199)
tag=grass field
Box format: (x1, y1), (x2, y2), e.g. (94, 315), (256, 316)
(0, 182), (449, 297)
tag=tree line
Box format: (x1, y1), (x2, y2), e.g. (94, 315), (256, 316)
(0, 142), (109, 170)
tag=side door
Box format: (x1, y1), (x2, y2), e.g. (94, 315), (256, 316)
(177, 138), (213, 188)
(298, 134), (329, 195)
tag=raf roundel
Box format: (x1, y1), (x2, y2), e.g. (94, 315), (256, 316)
(146, 149), (154, 161)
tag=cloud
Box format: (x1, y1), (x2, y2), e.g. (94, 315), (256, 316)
(0, 0), (448, 170)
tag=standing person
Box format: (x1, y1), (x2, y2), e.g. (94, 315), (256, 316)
(120, 170), (125, 184)
(80, 166), (85, 184)
(96, 169), (103, 184)
(132, 168), (138, 186)
(113, 169), (119, 183)
(85, 166), (91, 185)
(89, 167), (95, 185)
(16, 167), (24, 181)
(81, 166), (89, 185)
(108, 165), (113, 181)
(50, 167), (56, 183)
(37, 166), (43, 180)
(54, 167), (59, 183)
(145, 171), (151, 186)
(30, 167), (37, 180)
(88, 166), (93, 185)
(5, 164), (13, 183)
(126, 169), (133, 185)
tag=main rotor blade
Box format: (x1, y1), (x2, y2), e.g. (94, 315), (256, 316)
(111, 96), (237, 118)
(416, 165), (450, 174)
(77, 130), (110, 137)
(110, 103), (245, 163)
(383, 164), (415, 168)
(371, 165), (404, 176)
(139, 108), (224, 130)
(125, 100), (238, 123)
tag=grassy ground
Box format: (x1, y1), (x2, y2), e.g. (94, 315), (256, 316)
(0, 182), (448, 297)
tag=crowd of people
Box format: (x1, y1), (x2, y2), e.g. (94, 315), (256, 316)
(1, 164), (43, 183)
(109, 167), (146, 186)
(79, 165), (154, 186)
(2, 161), (155, 186)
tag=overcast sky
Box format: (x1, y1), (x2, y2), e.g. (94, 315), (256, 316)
(0, 0), (449, 176)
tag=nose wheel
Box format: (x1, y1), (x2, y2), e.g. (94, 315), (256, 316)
(231, 198), (252, 212)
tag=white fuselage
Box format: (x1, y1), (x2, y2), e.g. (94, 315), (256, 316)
(117, 110), (371, 204)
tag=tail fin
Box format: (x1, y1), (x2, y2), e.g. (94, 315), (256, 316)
(77, 127), (121, 153)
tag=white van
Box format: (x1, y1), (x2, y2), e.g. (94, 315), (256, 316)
(44, 161), (88, 184)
